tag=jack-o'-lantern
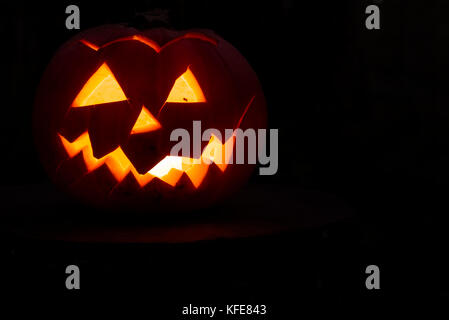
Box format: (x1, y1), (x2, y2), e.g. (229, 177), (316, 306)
(33, 25), (266, 211)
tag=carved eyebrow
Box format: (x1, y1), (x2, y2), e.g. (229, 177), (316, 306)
(79, 32), (217, 52)
(161, 32), (217, 50)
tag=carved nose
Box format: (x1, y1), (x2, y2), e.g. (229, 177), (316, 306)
(121, 105), (165, 174)
(130, 106), (161, 134)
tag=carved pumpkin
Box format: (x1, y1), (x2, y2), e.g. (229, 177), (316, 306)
(33, 26), (266, 211)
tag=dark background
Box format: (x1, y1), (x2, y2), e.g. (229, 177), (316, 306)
(1, 0), (449, 315)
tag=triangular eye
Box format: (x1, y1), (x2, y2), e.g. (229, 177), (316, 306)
(165, 67), (206, 103)
(72, 63), (127, 107)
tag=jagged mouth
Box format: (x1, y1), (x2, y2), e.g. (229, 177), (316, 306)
(57, 96), (254, 189)
(58, 130), (234, 189)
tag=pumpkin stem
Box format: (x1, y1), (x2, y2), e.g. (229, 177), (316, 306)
(128, 9), (171, 29)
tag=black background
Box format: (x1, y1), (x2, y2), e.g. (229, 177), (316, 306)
(1, 0), (449, 316)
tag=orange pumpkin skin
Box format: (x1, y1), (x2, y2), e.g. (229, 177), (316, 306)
(33, 26), (266, 211)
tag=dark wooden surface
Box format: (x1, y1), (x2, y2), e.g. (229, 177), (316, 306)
(2, 183), (352, 243)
